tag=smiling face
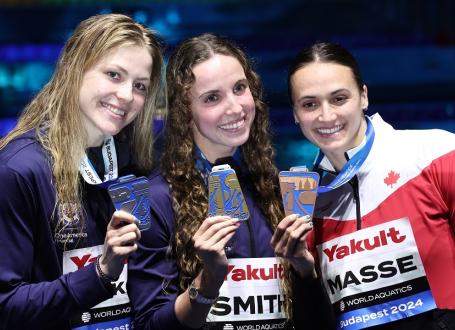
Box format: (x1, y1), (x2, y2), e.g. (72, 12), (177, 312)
(189, 54), (255, 162)
(290, 61), (369, 169)
(79, 44), (153, 147)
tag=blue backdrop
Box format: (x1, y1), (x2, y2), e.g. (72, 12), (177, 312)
(1, 0), (454, 169)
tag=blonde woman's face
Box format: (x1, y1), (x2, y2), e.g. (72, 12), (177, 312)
(189, 54), (255, 163)
(79, 44), (153, 147)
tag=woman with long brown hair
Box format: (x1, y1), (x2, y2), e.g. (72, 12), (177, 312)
(128, 33), (333, 330)
(0, 13), (165, 329)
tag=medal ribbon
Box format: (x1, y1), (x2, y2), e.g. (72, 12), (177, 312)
(313, 116), (374, 194)
(194, 145), (242, 187)
(79, 136), (118, 186)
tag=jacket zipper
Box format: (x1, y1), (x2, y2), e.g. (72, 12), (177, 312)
(349, 175), (362, 230)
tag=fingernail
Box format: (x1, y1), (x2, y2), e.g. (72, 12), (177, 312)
(301, 215), (312, 222)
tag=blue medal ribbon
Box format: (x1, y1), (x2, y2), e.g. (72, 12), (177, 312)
(194, 145), (212, 186)
(313, 116), (375, 194)
(194, 145), (242, 186)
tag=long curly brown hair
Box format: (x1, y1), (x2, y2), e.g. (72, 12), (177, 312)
(161, 33), (293, 318)
(0, 14), (165, 235)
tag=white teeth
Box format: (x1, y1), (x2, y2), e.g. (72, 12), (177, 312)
(219, 119), (244, 130)
(102, 102), (125, 116)
(317, 125), (343, 134)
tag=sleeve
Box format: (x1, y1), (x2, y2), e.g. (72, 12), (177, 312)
(0, 165), (113, 328)
(431, 149), (455, 231)
(291, 272), (336, 330)
(127, 180), (193, 330)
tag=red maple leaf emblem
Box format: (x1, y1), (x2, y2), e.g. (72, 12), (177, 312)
(384, 170), (400, 187)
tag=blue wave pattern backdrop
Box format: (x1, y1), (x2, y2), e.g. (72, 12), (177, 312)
(1, 0), (454, 169)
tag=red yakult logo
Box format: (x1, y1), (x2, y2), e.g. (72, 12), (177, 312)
(70, 254), (98, 269)
(69, 253), (127, 270)
(225, 263), (284, 282)
(323, 227), (406, 262)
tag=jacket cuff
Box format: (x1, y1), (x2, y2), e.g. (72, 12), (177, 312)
(67, 261), (113, 308)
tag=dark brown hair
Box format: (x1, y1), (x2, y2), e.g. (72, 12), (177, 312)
(288, 42), (364, 103)
(161, 33), (290, 312)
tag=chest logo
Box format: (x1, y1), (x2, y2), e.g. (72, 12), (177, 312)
(384, 170), (400, 188)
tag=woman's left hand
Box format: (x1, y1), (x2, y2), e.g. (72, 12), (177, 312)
(99, 210), (141, 280)
(271, 214), (316, 279)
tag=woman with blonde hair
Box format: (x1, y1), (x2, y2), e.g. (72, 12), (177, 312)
(128, 33), (333, 330)
(0, 13), (164, 329)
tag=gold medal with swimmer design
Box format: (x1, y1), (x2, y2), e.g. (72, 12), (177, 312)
(208, 164), (249, 221)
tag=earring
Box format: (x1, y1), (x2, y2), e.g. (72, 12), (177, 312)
(362, 107), (368, 112)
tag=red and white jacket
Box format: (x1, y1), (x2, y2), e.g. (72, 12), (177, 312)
(310, 113), (455, 310)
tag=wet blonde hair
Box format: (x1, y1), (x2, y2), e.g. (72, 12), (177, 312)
(162, 33), (294, 318)
(0, 14), (165, 233)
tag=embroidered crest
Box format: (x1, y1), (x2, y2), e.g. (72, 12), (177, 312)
(58, 202), (80, 225)
(54, 203), (87, 247)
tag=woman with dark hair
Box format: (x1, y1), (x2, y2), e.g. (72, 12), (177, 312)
(0, 13), (165, 329)
(288, 42), (455, 329)
(128, 34), (333, 330)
